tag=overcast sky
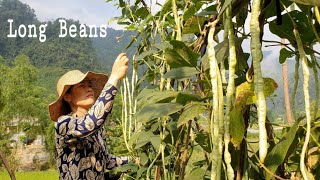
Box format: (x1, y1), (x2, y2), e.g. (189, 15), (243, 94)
(19, 0), (125, 29)
(19, 0), (164, 29)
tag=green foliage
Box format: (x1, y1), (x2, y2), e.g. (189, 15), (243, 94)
(112, 0), (320, 179)
(236, 78), (278, 105)
(264, 121), (300, 180)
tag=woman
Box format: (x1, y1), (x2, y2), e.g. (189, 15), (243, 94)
(49, 53), (129, 179)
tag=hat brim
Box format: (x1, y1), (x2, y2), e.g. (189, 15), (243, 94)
(48, 71), (109, 122)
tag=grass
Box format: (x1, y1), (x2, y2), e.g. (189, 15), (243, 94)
(0, 170), (58, 180)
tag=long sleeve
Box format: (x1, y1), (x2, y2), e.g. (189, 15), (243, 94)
(106, 155), (130, 170)
(55, 83), (117, 140)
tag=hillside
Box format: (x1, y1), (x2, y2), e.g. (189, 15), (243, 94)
(0, 0), (133, 94)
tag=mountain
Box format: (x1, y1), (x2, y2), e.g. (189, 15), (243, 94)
(0, 0), (133, 94)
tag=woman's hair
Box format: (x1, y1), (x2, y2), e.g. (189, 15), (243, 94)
(61, 99), (71, 115)
(61, 86), (73, 115)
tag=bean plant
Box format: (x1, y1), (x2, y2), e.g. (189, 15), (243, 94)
(109, 0), (320, 179)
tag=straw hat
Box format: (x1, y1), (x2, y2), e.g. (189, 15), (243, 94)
(48, 70), (108, 121)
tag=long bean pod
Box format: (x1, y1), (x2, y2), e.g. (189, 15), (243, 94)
(293, 26), (312, 180)
(250, 0), (268, 163)
(224, 5), (236, 180)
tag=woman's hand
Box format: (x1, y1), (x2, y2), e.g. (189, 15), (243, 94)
(108, 53), (129, 87)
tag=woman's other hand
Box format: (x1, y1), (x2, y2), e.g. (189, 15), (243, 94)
(108, 53), (129, 87)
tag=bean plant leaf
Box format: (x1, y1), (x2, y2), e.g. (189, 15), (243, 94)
(202, 37), (246, 71)
(197, 4), (217, 16)
(182, 16), (206, 34)
(185, 167), (206, 180)
(164, 40), (200, 68)
(290, 0), (320, 6)
(218, 0), (233, 19)
(177, 104), (206, 127)
(235, 78), (278, 105)
(138, 91), (179, 108)
(136, 49), (157, 61)
(229, 107), (245, 148)
(183, 1), (205, 21)
(176, 92), (202, 105)
(269, 10), (320, 46)
(136, 167), (147, 179)
(134, 131), (153, 149)
(195, 132), (211, 152)
(150, 135), (161, 150)
(279, 48), (294, 64)
(136, 85), (159, 100)
(163, 67), (199, 80)
(265, 121), (300, 180)
(136, 103), (183, 123)
(114, 163), (138, 172)
(153, 42), (172, 51)
(139, 153), (149, 166)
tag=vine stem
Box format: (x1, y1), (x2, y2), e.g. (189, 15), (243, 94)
(291, 55), (300, 120)
(250, 0), (267, 163)
(224, 5), (236, 180)
(172, 0), (181, 41)
(293, 26), (312, 180)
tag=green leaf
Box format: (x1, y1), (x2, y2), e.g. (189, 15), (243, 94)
(150, 135), (161, 150)
(136, 85), (159, 100)
(153, 42), (172, 51)
(136, 103), (183, 123)
(136, 49), (157, 61)
(270, 10), (319, 46)
(178, 104), (206, 127)
(290, 0), (320, 6)
(134, 131), (153, 149)
(197, 4), (217, 16)
(135, 7), (149, 19)
(195, 132), (212, 152)
(176, 92), (202, 105)
(163, 67), (199, 80)
(229, 107), (245, 148)
(114, 163), (138, 172)
(218, 0), (233, 19)
(140, 153), (149, 166)
(182, 16), (206, 34)
(138, 91), (178, 108)
(164, 40), (200, 68)
(136, 167), (148, 179)
(128, 131), (141, 147)
(235, 78), (278, 105)
(185, 167), (206, 180)
(183, 2), (203, 21)
(265, 121), (300, 180)
(279, 48), (294, 64)
(202, 37), (245, 71)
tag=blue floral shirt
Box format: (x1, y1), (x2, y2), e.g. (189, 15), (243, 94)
(55, 83), (129, 180)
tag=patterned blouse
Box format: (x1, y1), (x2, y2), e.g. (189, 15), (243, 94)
(55, 83), (129, 180)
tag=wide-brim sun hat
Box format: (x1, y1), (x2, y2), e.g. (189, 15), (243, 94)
(48, 70), (108, 121)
